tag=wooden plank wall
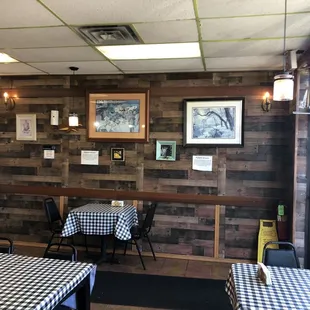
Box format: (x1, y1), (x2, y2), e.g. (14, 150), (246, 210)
(0, 72), (292, 260)
(293, 69), (309, 266)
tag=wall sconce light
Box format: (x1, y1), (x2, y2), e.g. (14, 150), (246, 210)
(3, 91), (16, 111)
(261, 92), (271, 112)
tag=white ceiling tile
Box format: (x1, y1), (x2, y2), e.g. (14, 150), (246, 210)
(198, 0), (310, 18)
(28, 61), (121, 74)
(205, 56), (283, 71)
(285, 13), (310, 37)
(0, 0), (62, 28)
(7, 47), (104, 63)
(0, 63), (45, 75)
(114, 58), (204, 73)
(41, 0), (195, 24)
(0, 27), (87, 49)
(203, 38), (310, 57)
(201, 16), (283, 40)
(134, 20), (198, 43)
(201, 13), (310, 40)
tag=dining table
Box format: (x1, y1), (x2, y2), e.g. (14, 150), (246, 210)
(226, 263), (310, 310)
(0, 252), (96, 310)
(61, 203), (138, 264)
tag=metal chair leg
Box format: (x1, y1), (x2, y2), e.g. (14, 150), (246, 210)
(124, 241), (128, 256)
(111, 237), (117, 264)
(84, 235), (88, 255)
(47, 232), (55, 248)
(146, 234), (156, 261)
(57, 237), (63, 251)
(134, 240), (145, 270)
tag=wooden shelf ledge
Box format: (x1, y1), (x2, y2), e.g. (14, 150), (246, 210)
(0, 184), (278, 207)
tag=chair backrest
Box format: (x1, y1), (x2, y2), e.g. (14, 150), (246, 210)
(142, 203), (157, 233)
(43, 197), (63, 228)
(43, 243), (77, 262)
(262, 241), (300, 268)
(0, 237), (13, 254)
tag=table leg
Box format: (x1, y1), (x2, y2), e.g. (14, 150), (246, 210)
(95, 235), (120, 265)
(76, 275), (90, 310)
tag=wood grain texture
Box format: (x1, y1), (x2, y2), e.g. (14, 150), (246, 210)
(0, 72), (292, 259)
(214, 205), (220, 258)
(292, 69), (309, 266)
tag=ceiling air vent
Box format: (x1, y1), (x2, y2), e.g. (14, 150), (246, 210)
(76, 25), (141, 45)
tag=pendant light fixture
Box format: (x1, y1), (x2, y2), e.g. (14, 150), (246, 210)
(67, 66), (80, 129)
(273, 0), (294, 101)
(55, 66), (82, 132)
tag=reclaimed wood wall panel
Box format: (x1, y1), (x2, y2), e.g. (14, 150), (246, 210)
(292, 69), (309, 267)
(0, 71), (293, 259)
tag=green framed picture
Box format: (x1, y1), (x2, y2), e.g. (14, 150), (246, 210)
(156, 140), (176, 161)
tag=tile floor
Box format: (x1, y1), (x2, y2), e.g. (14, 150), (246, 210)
(15, 245), (232, 310)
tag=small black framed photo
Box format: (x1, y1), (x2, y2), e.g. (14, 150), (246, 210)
(111, 148), (125, 161)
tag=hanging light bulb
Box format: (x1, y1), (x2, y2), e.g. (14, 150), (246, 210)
(3, 92), (8, 102)
(273, 0), (294, 102)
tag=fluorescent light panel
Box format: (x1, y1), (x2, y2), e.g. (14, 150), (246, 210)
(0, 53), (18, 63)
(96, 42), (201, 60)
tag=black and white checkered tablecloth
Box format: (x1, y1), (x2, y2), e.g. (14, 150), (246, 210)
(0, 253), (95, 310)
(61, 203), (138, 240)
(226, 263), (310, 310)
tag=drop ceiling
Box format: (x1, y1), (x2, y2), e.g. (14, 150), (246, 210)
(0, 0), (309, 75)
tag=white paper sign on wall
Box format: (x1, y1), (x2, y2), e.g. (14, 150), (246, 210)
(43, 149), (55, 159)
(192, 155), (212, 171)
(81, 150), (99, 165)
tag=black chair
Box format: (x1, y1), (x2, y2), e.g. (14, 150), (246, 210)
(112, 202), (157, 270)
(262, 241), (300, 268)
(43, 197), (88, 253)
(43, 243), (77, 261)
(44, 198), (65, 247)
(0, 237), (13, 254)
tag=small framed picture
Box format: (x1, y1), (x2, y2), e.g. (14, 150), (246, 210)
(16, 114), (37, 141)
(156, 141), (176, 161)
(111, 148), (125, 161)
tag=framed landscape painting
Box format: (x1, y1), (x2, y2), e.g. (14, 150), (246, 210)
(183, 98), (244, 147)
(87, 90), (149, 142)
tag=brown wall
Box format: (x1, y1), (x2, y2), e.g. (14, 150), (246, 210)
(0, 72), (292, 260)
(293, 69), (309, 266)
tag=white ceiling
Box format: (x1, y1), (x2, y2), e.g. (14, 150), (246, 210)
(0, 0), (308, 75)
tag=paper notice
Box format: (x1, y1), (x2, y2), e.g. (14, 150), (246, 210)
(192, 155), (212, 171)
(81, 150), (99, 165)
(43, 149), (55, 159)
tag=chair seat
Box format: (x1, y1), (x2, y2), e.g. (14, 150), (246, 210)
(130, 226), (142, 239)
